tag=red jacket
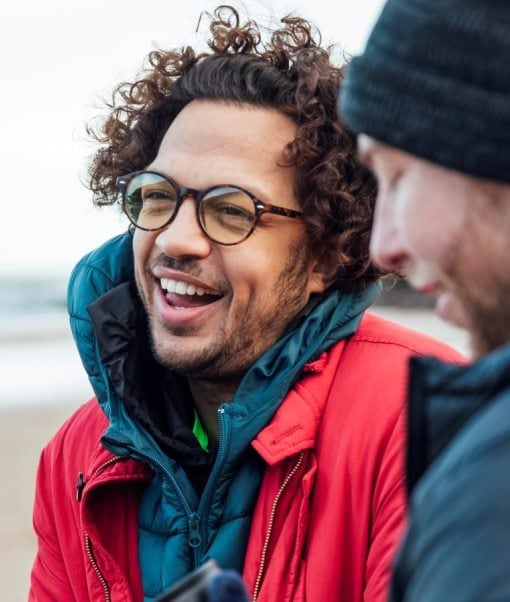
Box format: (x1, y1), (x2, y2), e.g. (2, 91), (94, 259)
(30, 313), (462, 601)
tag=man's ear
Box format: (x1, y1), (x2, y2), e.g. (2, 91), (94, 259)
(307, 252), (337, 294)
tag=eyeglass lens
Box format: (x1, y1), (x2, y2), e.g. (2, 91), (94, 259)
(124, 172), (257, 244)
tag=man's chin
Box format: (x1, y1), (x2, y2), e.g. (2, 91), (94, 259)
(434, 292), (471, 330)
(150, 339), (241, 381)
(152, 342), (210, 376)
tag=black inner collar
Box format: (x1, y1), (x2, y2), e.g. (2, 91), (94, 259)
(88, 281), (215, 492)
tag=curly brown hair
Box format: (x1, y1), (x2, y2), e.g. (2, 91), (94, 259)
(87, 5), (381, 292)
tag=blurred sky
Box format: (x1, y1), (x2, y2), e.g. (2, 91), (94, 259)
(0, 0), (384, 278)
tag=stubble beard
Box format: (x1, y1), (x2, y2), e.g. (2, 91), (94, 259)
(139, 244), (315, 383)
(454, 188), (510, 358)
(464, 286), (510, 358)
(448, 268), (510, 358)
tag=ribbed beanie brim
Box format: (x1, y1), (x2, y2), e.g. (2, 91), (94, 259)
(340, 0), (510, 184)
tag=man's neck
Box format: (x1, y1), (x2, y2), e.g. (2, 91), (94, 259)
(188, 378), (239, 443)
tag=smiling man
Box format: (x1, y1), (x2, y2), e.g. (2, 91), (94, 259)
(341, 0), (510, 599)
(131, 102), (323, 397)
(29, 6), (461, 602)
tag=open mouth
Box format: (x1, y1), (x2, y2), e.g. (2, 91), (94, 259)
(160, 277), (223, 308)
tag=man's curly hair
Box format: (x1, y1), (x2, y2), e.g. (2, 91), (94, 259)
(88, 5), (381, 292)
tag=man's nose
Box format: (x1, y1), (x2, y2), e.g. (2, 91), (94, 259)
(369, 194), (407, 272)
(155, 196), (212, 257)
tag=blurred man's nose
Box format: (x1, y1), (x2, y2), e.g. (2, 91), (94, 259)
(155, 197), (212, 258)
(369, 194), (407, 273)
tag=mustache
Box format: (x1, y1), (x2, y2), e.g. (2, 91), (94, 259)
(146, 253), (220, 286)
(149, 254), (204, 276)
(146, 254), (230, 293)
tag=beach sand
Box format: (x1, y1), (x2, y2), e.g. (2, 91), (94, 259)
(1, 402), (81, 602)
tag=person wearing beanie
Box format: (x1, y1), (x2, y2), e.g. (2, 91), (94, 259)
(340, 0), (510, 600)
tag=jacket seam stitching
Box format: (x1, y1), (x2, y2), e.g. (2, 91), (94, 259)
(348, 335), (446, 356)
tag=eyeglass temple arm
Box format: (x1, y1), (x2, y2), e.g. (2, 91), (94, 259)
(266, 205), (303, 219)
(116, 176), (128, 189)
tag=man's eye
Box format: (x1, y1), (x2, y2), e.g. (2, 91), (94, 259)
(142, 189), (173, 201)
(218, 203), (250, 217)
(210, 203), (252, 224)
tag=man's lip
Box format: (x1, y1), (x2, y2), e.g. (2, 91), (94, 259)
(417, 285), (439, 295)
(408, 279), (441, 296)
(152, 267), (222, 295)
(154, 286), (224, 326)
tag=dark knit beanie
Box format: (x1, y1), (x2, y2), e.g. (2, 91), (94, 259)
(340, 0), (510, 184)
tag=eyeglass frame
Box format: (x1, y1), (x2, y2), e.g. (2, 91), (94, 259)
(116, 170), (303, 246)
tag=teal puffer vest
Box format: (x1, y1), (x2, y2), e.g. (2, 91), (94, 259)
(67, 231), (380, 599)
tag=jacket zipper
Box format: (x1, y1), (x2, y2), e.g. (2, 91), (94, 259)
(252, 451), (304, 602)
(123, 446), (201, 557)
(100, 409), (228, 572)
(81, 455), (125, 599)
(91, 455), (125, 480)
(194, 406), (228, 566)
(85, 533), (111, 602)
(127, 407), (229, 568)
(77, 455), (125, 502)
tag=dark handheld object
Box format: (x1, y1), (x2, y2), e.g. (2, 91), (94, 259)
(206, 570), (250, 602)
(154, 560), (249, 602)
(154, 560), (220, 601)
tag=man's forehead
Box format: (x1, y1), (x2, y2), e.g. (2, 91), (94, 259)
(357, 135), (423, 171)
(162, 100), (296, 148)
(357, 135), (396, 165)
(154, 102), (296, 175)
(357, 134), (377, 158)
(148, 100), (299, 207)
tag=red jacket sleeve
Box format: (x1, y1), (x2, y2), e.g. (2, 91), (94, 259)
(29, 446), (75, 601)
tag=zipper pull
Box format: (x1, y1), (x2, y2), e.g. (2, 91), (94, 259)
(76, 471), (85, 502)
(188, 514), (202, 548)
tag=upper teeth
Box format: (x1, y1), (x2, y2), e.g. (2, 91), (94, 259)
(160, 278), (218, 296)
